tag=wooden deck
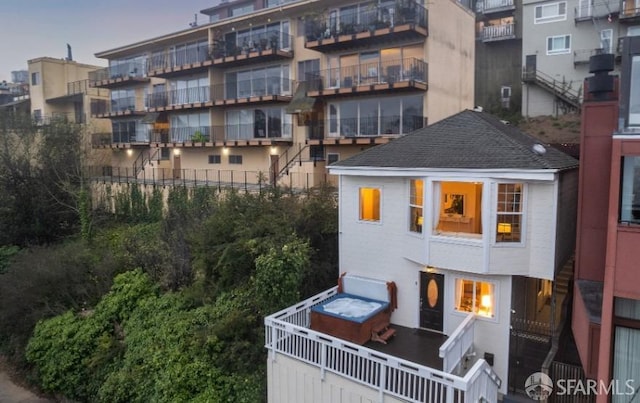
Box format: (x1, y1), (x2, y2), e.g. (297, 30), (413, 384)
(364, 325), (447, 371)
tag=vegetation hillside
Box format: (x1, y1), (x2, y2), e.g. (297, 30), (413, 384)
(0, 111), (339, 402)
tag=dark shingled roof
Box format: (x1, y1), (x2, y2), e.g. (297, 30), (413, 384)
(332, 110), (579, 170)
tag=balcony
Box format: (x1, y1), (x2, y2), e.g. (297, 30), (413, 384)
(90, 97), (146, 118)
(212, 79), (294, 106)
(575, 0), (621, 21)
(480, 23), (516, 42)
(306, 58), (427, 98)
(574, 48), (614, 65)
(147, 44), (212, 78)
(151, 123), (293, 145)
(210, 31), (293, 68)
(88, 62), (149, 89)
(310, 115), (425, 147)
(111, 127), (151, 145)
(145, 86), (212, 112)
(621, 0), (640, 22)
(475, 0), (515, 14)
(304, 1), (428, 52)
(46, 79), (108, 103)
(265, 288), (501, 403)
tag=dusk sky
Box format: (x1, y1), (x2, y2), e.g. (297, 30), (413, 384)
(0, 0), (218, 82)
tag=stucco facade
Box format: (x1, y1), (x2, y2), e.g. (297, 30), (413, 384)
(88, 0), (474, 190)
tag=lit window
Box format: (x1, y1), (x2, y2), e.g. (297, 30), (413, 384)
(359, 187), (381, 222)
(496, 183), (523, 243)
(455, 279), (495, 318)
(535, 2), (567, 24)
(410, 179), (424, 233)
(547, 35), (571, 55)
(435, 181), (483, 237)
(620, 156), (640, 223)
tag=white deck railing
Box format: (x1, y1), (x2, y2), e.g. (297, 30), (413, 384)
(439, 312), (476, 373)
(265, 289), (501, 403)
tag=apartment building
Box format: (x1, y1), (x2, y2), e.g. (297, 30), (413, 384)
(472, 0), (523, 113)
(572, 37), (640, 403)
(88, 0), (474, 190)
(27, 57), (110, 130)
(520, 0), (635, 117)
(265, 109), (578, 401)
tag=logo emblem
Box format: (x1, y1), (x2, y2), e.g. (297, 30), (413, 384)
(524, 372), (554, 400)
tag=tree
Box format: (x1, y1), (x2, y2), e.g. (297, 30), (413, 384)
(0, 111), (91, 245)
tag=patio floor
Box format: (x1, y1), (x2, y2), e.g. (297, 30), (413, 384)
(364, 325), (448, 371)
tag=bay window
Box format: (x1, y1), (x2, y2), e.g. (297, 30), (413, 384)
(434, 181), (483, 237)
(496, 183), (523, 243)
(410, 179), (424, 233)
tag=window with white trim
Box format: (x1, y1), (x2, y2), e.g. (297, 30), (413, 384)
(496, 183), (523, 243)
(359, 187), (381, 222)
(409, 179), (424, 233)
(547, 35), (571, 55)
(600, 29), (613, 54)
(535, 2), (567, 23)
(455, 278), (495, 318)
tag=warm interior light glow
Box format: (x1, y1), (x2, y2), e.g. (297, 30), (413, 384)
(481, 294), (492, 309)
(497, 222), (512, 234)
(359, 188), (381, 221)
(417, 216), (424, 226)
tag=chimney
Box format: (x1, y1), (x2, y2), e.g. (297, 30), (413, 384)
(584, 53), (616, 102)
(67, 44), (73, 61)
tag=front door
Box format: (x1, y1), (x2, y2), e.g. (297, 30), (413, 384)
(173, 153), (181, 179)
(420, 272), (444, 332)
(270, 154), (279, 186)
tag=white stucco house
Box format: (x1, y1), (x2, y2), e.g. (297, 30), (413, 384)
(265, 109), (578, 402)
